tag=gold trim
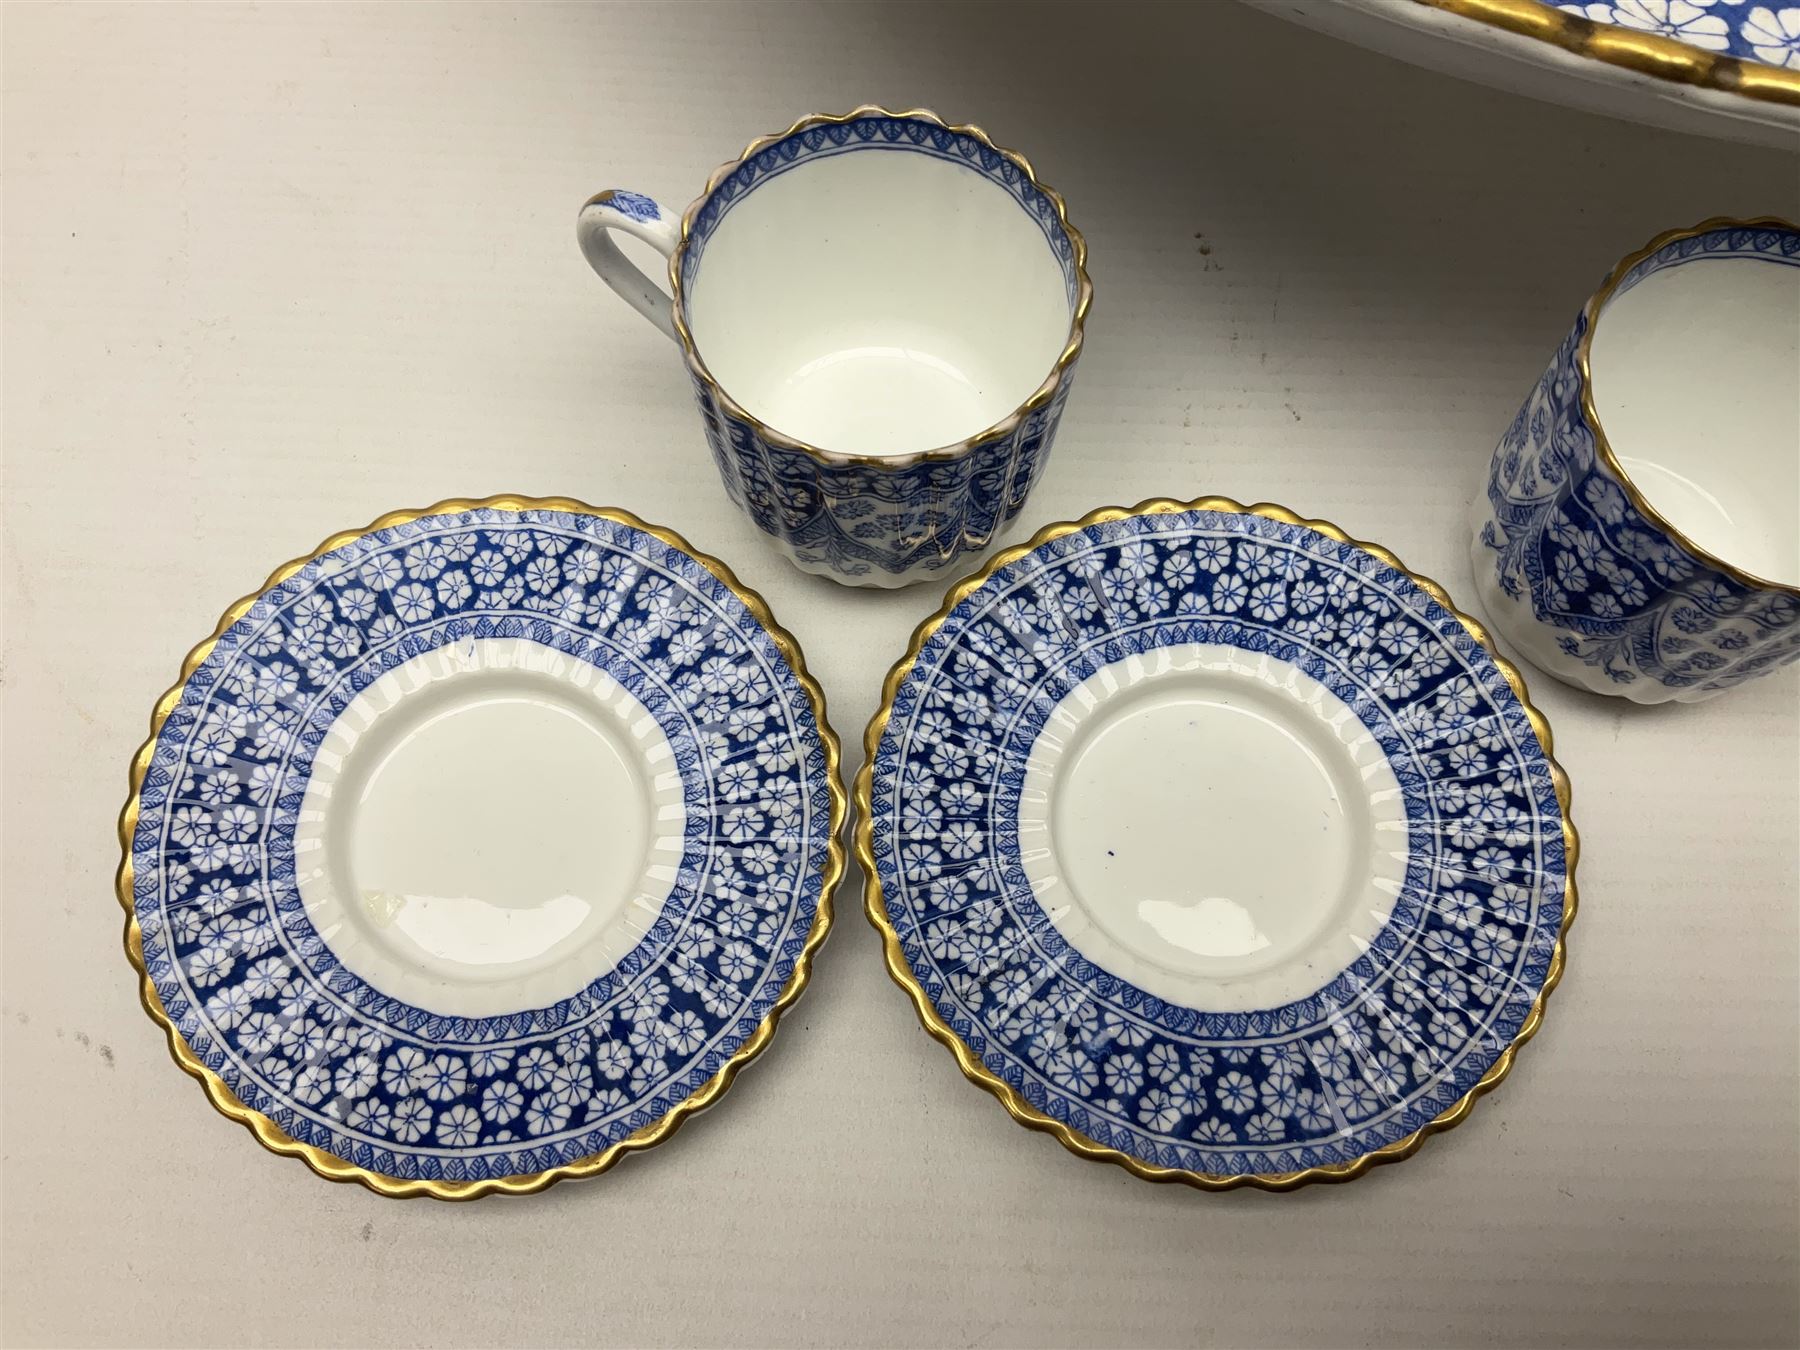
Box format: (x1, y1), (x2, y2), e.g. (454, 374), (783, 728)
(1417, 0), (1800, 107)
(1574, 215), (1800, 597)
(666, 106), (1093, 472)
(116, 494), (847, 1200)
(855, 496), (1580, 1192)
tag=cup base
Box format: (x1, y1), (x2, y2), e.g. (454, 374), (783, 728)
(772, 534), (978, 589)
(1466, 513), (1705, 705)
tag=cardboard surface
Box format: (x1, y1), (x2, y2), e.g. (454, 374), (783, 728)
(3, 3), (1796, 1346)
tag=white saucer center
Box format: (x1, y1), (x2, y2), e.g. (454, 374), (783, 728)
(295, 637), (686, 1017)
(1017, 643), (1408, 1011)
(351, 687), (644, 967)
(1060, 688), (1352, 965)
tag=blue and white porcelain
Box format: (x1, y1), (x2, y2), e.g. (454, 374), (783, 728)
(1248, 1), (1800, 148)
(578, 106), (1091, 587)
(1472, 218), (1800, 703)
(858, 499), (1575, 1188)
(1559, 1), (1800, 68)
(120, 499), (843, 1196)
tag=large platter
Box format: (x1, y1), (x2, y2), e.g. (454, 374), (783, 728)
(1247, 0), (1800, 148)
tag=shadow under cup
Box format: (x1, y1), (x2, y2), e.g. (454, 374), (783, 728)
(1471, 219), (1800, 703)
(672, 113), (1090, 587)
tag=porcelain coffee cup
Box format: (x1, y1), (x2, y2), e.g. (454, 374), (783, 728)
(1470, 217), (1800, 702)
(578, 106), (1091, 587)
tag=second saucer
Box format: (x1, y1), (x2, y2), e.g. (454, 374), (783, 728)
(859, 497), (1577, 1190)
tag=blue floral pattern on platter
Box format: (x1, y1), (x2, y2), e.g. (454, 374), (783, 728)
(131, 508), (833, 1183)
(1477, 224), (1800, 696)
(678, 113), (1084, 584)
(868, 510), (1569, 1177)
(1558, 2), (1800, 69)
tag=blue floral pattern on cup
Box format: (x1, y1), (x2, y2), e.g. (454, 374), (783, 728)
(867, 510), (1569, 1177)
(694, 370), (1074, 585)
(130, 508), (834, 1183)
(676, 113), (1086, 585)
(1474, 223), (1800, 698)
(603, 189), (662, 223)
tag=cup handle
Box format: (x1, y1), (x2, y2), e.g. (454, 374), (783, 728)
(577, 189), (682, 342)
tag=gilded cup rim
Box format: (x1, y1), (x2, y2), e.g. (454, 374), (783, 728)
(1573, 214), (1800, 598)
(663, 106), (1093, 473)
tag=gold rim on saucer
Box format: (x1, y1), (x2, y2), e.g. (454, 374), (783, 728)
(116, 494), (846, 1200)
(666, 105), (1093, 472)
(855, 495), (1580, 1192)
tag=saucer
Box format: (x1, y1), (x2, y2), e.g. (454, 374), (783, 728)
(119, 497), (844, 1197)
(858, 498), (1577, 1189)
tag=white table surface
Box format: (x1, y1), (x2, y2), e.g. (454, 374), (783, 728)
(3, 3), (1797, 1347)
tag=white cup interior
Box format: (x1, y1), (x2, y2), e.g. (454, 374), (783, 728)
(682, 148), (1075, 457)
(1587, 252), (1800, 586)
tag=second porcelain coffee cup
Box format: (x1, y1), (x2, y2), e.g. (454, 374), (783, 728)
(578, 106), (1092, 587)
(1471, 217), (1800, 702)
